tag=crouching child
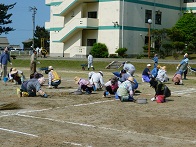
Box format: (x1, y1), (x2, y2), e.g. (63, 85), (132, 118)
(150, 78), (171, 103)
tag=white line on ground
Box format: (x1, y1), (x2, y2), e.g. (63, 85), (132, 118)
(0, 127), (38, 137)
(63, 141), (82, 146)
(1, 100), (115, 116)
(171, 88), (196, 95)
(63, 141), (92, 147)
(16, 114), (196, 144)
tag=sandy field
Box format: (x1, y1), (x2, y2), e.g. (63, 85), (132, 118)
(0, 68), (196, 147)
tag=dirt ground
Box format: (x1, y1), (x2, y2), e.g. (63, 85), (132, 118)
(0, 68), (196, 147)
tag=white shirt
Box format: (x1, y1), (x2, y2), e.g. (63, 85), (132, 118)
(89, 72), (104, 85)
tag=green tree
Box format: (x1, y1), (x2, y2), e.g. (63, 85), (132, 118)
(115, 47), (127, 57)
(91, 43), (109, 58)
(162, 43), (173, 56)
(168, 11), (196, 53)
(0, 3), (16, 34)
(172, 41), (185, 52)
(34, 26), (50, 49)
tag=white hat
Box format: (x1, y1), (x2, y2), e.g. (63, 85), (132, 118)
(99, 71), (103, 76)
(128, 77), (135, 83)
(147, 64), (151, 67)
(74, 76), (81, 84)
(10, 68), (18, 74)
(48, 66), (53, 70)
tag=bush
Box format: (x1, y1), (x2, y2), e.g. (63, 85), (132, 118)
(91, 43), (109, 58)
(173, 52), (179, 60)
(115, 48), (127, 57)
(109, 54), (118, 58)
(136, 54), (143, 59)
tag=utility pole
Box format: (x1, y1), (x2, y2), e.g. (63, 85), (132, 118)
(29, 6), (37, 49)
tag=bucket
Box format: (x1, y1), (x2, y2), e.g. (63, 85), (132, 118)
(137, 98), (147, 104)
(156, 95), (165, 103)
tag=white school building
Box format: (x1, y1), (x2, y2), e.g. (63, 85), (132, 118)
(45, 0), (196, 57)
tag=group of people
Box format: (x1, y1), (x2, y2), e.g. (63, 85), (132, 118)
(18, 65), (61, 98)
(74, 62), (139, 102)
(0, 47), (193, 101)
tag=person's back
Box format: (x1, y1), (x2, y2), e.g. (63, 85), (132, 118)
(27, 78), (40, 92)
(123, 63), (135, 76)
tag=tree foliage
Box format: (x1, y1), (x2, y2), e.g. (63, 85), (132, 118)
(91, 43), (109, 58)
(34, 26), (50, 49)
(167, 11), (196, 52)
(0, 3), (16, 34)
(115, 47), (127, 57)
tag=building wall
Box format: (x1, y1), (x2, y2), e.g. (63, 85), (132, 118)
(46, 0), (187, 57)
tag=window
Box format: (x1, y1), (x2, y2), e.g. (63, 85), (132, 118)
(88, 12), (97, 18)
(145, 10), (152, 23)
(87, 39), (96, 46)
(155, 11), (162, 25)
(145, 36), (151, 45)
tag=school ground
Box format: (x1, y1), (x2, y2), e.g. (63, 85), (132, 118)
(0, 64), (196, 147)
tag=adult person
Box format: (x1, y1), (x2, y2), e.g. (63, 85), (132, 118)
(122, 62), (136, 76)
(10, 68), (25, 85)
(74, 76), (94, 94)
(150, 65), (160, 78)
(20, 77), (48, 98)
(176, 53), (189, 79)
(36, 47), (40, 57)
(182, 53), (188, 80)
(152, 54), (158, 68)
(142, 64), (152, 82)
(87, 53), (95, 70)
(113, 69), (138, 92)
(48, 66), (61, 89)
(30, 50), (37, 75)
(0, 47), (12, 79)
(116, 77), (136, 102)
(88, 71), (95, 80)
(103, 76), (121, 97)
(89, 71), (104, 90)
(150, 78), (171, 102)
(156, 66), (169, 82)
(172, 71), (183, 85)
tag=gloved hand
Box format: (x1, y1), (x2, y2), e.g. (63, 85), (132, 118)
(42, 93), (48, 98)
(10, 62), (12, 65)
(176, 66), (179, 70)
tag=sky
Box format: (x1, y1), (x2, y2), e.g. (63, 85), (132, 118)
(0, 0), (50, 48)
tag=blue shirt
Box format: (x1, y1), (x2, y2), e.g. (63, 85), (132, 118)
(0, 52), (11, 65)
(152, 56), (158, 63)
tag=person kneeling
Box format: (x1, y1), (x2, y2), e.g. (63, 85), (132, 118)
(103, 76), (121, 97)
(74, 76), (93, 94)
(20, 77), (48, 98)
(48, 66), (61, 89)
(150, 78), (171, 103)
(116, 77), (136, 102)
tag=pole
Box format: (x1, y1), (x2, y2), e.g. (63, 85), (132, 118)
(121, 0), (124, 48)
(29, 6), (37, 49)
(148, 23), (151, 58)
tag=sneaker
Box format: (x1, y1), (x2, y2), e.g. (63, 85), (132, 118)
(151, 97), (156, 101)
(22, 92), (29, 97)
